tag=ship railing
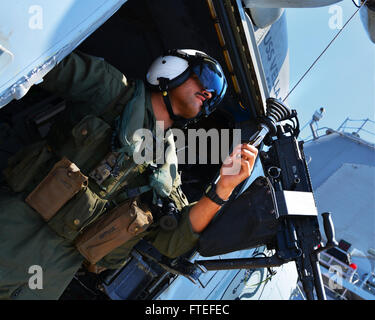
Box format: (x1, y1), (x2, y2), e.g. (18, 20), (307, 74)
(319, 251), (359, 300)
(337, 118), (375, 137)
(302, 118), (375, 147)
(319, 251), (375, 299)
(319, 251), (358, 283)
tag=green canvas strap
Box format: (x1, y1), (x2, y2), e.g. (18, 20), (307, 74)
(112, 185), (152, 205)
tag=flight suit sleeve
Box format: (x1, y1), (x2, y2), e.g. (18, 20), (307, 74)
(148, 202), (200, 259)
(40, 51), (129, 115)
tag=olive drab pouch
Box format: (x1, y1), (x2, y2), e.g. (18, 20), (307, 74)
(55, 115), (112, 173)
(47, 186), (107, 241)
(25, 157), (88, 221)
(75, 199), (153, 264)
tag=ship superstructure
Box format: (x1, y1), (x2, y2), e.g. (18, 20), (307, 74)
(303, 118), (375, 300)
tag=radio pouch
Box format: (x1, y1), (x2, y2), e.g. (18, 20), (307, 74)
(75, 198), (153, 265)
(25, 157), (88, 221)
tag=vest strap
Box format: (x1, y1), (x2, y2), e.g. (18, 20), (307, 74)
(114, 185), (152, 205)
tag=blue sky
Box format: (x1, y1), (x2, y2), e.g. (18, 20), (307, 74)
(285, 1), (375, 142)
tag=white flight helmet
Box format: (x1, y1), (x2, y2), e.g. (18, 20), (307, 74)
(146, 49), (227, 128)
(146, 53), (189, 90)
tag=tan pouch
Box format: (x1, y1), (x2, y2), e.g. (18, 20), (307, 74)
(25, 157), (88, 221)
(75, 199), (153, 265)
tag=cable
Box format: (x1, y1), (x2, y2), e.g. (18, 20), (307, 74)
(283, 0), (368, 102)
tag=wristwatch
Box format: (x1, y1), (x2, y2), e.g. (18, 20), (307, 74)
(204, 183), (228, 206)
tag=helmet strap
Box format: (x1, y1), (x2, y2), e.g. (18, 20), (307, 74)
(162, 91), (178, 121)
(161, 91), (189, 129)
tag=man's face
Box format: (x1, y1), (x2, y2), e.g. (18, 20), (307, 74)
(169, 73), (212, 119)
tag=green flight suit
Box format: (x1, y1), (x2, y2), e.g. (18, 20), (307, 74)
(0, 51), (199, 300)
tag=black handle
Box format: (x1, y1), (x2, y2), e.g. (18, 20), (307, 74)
(321, 212), (338, 249)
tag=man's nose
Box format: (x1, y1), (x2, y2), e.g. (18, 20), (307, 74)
(202, 89), (212, 100)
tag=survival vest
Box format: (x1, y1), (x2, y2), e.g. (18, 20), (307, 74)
(3, 80), (187, 242)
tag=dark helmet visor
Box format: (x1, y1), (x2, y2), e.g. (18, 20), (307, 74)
(191, 59), (227, 114)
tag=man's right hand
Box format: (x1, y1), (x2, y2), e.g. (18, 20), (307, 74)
(216, 143), (258, 200)
(189, 143), (258, 234)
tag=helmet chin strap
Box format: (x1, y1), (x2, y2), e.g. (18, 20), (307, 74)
(162, 91), (191, 129)
(157, 77), (188, 129)
(161, 91), (213, 129)
(158, 76), (211, 129)
(162, 91), (179, 121)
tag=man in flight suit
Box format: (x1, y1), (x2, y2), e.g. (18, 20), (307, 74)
(0, 49), (258, 299)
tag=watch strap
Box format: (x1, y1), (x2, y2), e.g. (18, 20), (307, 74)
(204, 183), (227, 206)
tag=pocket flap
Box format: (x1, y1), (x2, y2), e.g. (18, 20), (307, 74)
(25, 157), (88, 221)
(72, 115), (111, 147)
(75, 199), (153, 264)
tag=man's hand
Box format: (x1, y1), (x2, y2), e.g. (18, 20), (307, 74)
(216, 143), (258, 200)
(189, 143), (258, 233)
